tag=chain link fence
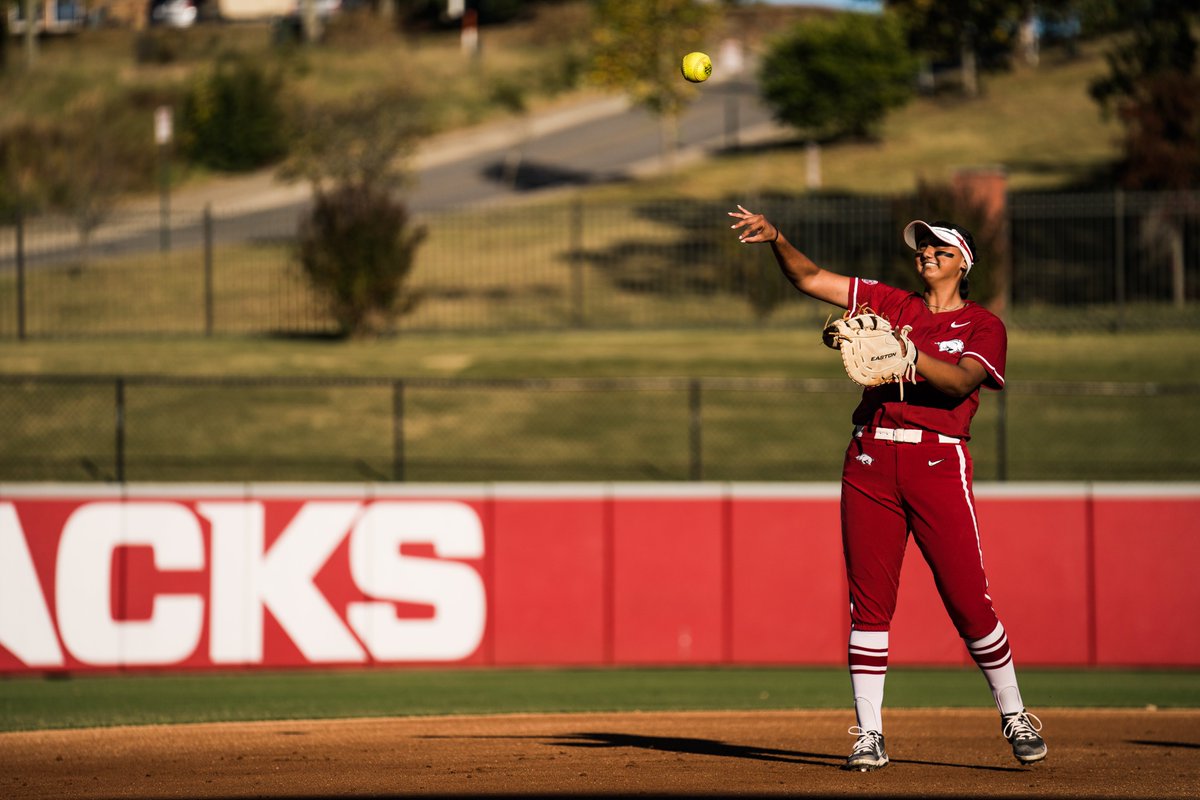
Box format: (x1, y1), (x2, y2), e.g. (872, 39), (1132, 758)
(1, 191), (1197, 338)
(1, 374), (1196, 483)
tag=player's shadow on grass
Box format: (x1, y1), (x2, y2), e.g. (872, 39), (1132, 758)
(547, 732), (1026, 772)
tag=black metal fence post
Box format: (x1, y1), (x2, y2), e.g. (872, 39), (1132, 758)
(689, 379), (702, 481)
(204, 204), (214, 337)
(1114, 188), (1125, 331)
(570, 195), (584, 327)
(115, 377), (126, 484)
(158, 125), (171, 254)
(16, 211), (27, 341)
(392, 379), (405, 482)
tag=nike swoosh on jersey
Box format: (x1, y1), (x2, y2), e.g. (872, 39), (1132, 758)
(950, 321), (971, 328)
(928, 459), (944, 467)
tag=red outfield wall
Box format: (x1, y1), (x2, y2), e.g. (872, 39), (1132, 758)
(1, 483), (1197, 673)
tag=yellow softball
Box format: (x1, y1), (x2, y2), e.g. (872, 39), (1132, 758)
(681, 51), (712, 83)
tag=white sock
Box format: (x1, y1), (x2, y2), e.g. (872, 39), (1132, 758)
(848, 629), (889, 733)
(966, 622), (1025, 715)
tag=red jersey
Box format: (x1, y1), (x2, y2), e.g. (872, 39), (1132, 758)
(845, 277), (1007, 441)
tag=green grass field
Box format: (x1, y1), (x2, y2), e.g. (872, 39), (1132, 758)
(1, 667), (1197, 733)
(2, 327), (1194, 382)
(2, 329), (1198, 482)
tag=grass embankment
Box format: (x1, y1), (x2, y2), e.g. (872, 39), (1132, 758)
(0, 3), (599, 193)
(1, 329), (1197, 483)
(1, 667), (1197, 733)
(0, 328), (1191, 384)
(595, 41), (1120, 198)
(5, 2), (1120, 198)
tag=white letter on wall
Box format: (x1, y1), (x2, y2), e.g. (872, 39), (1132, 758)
(348, 502), (486, 661)
(56, 503), (204, 666)
(202, 501), (266, 665)
(201, 501), (366, 664)
(0, 503), (64, 667)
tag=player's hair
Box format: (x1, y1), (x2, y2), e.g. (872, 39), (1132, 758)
(929, 220), (976, 300)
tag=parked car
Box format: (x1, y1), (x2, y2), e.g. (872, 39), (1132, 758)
(148, 0), (198, 28)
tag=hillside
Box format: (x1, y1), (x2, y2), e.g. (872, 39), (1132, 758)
(1, 2), (1123, 203)
(631, 40), (1122, 199)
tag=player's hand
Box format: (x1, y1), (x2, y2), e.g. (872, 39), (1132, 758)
(728, 204), (780, 244)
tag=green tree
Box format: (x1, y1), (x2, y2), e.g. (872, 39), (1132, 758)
(180, 55), (287, 172)
(758, 11), (916, 142)
(588, 0), (718, 171)
(884, 0), (1028, 96)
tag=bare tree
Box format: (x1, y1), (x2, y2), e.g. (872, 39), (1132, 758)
(21, 0), (37, 68)
(53, 102), (143, 268)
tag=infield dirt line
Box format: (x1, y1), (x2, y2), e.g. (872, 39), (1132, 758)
(1, 708), (1197, 799)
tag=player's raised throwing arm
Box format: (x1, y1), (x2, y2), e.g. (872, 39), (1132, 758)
(728, 204), (850, 309)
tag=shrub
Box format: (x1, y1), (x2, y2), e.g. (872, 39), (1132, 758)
(1114, 71), (1200, 190)
(296, 183), (427, 337)
(179, 55), (287, 172)
(133, 30), (185, 65)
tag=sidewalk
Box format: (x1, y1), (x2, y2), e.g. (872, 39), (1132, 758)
(116, 60), (783, 217)
(118, 90), (635, 217)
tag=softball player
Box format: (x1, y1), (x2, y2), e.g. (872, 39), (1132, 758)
(728, 205), (1047, 772)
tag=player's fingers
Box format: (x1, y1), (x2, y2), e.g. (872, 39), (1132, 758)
(744, 219), (772, 241)
(737, 221), (763, 241)
(731, 214), (764, 234)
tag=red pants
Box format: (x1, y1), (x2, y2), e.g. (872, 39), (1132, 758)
(840, 431), (999, 639)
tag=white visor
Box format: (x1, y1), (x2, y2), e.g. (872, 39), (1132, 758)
(903, 220), (974, 274)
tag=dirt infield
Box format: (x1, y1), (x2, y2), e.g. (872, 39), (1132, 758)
(2, 709), (1198, 799)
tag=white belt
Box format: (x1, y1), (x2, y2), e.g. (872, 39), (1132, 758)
(855, 425), (960, 444)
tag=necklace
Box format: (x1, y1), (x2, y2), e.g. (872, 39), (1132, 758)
(924, 299), (964, 312)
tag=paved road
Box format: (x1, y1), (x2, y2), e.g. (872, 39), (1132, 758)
(230, 73), (779, 235)
(408, 73), (778, 212)
(2, 73), (785, 266)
